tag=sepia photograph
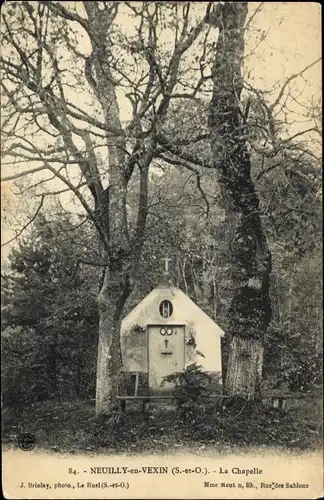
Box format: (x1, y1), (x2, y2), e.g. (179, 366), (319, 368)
(1, 1), (322, 498)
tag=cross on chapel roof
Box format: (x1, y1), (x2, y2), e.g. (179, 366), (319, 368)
(161, 256), (172, 275)
(158, 256), (173, 287)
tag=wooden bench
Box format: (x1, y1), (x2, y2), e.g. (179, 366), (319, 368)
(116, 394), (176, 412)
(117, 374), (320, 412)
(263, 393), (321, 410)
(118, 371), (176, 411)
(118, 394), (322, 411)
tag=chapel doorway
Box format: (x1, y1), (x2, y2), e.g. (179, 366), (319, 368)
(148, 325), (185, 394)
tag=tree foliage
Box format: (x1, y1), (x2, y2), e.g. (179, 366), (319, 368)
(1, 214), (99, 408)
(1, 2), (321, 411)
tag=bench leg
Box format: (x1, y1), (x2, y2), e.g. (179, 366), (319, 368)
(142, 399), (148, 413)
(134, 373), (139, 397)
(121, 399), (126, 412)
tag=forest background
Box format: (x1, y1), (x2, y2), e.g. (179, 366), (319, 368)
(1, 1), (322, 452)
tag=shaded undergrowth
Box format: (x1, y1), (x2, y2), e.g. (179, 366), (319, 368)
(2, 396), (322, 454)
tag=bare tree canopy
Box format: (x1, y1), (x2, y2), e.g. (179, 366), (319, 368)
(1, 2), (321, 415)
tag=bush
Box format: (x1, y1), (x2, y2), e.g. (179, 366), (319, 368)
(162, 363), (222, 424)
(2, 396), (322, 452)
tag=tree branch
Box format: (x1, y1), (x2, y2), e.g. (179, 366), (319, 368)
(271, 58), (321, 111)
(1, 165), (48, 182)
(1, 195), (45, 247)
(156, 134), (213, 169)
(39, 1), (90, 34)
(157, 152), (210, 217)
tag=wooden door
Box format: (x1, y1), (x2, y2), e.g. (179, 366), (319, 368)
(148, 325), (185, 394)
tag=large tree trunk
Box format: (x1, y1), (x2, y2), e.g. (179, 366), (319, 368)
(208, 2), (272, 398)
(225, 336), (263, 397)
(96, 304), (122, 415)
(96, 262), (132, 415)
(82, 3), (133, 415)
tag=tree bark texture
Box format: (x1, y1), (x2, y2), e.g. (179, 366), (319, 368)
(96, 265), (131, 414)
(225, 336), (264, 397)
(83, 3), (134, 415)
(208, 2), (272, 398)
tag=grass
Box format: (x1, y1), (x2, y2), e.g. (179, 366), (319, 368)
(2, 397), (322, 454)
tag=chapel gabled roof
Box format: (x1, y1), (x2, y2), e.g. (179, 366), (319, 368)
(121, 286), (225, 337)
